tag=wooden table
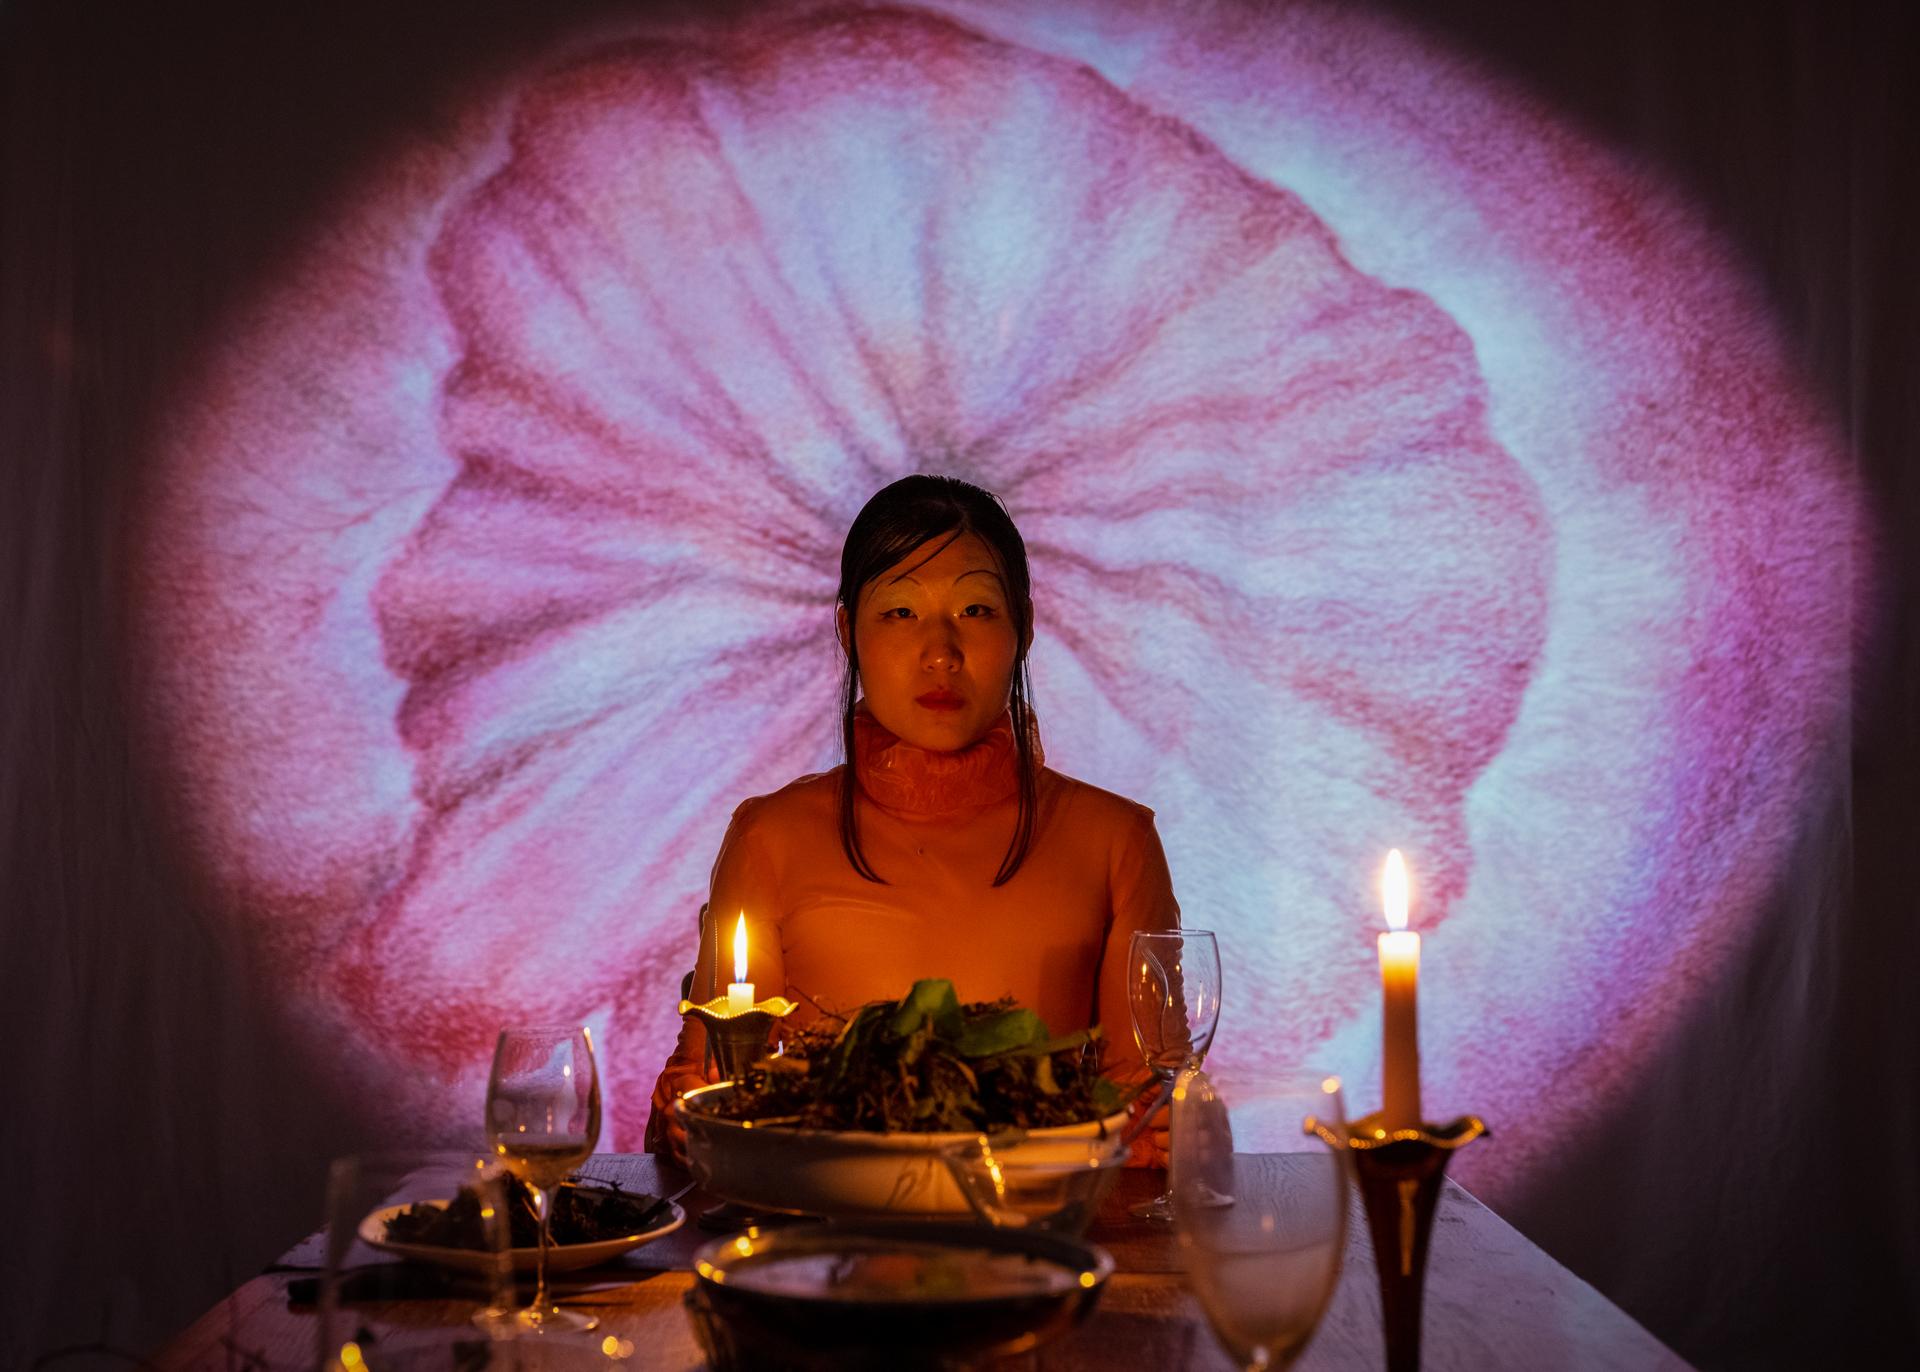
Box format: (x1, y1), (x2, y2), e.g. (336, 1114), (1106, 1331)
(156, 1156), (1692, 1370)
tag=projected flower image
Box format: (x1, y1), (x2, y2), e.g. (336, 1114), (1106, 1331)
(132, 1), (1858, 1194)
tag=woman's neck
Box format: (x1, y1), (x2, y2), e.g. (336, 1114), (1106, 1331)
(851, 705), (1037, 818)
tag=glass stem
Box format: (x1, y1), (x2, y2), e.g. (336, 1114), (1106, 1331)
(530, 1183), (552, 1316)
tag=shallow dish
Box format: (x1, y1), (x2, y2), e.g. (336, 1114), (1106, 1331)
(676, 1082), (1130, 1218)
(690, 1221), (1113, 1369)
(358, 1199), (684, 1274)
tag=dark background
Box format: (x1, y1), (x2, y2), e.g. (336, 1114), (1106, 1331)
(3, 1), (1914, 1366)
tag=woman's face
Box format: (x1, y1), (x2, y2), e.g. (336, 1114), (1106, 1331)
(839, 531), (1026, 753)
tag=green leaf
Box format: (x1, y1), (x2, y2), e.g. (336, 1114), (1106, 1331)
(1031, 1026), (1097, 1057)
(824, 1003), (885, 1085)
(889, 979), (963, 1040)
(957, 1008), (1050, 1058)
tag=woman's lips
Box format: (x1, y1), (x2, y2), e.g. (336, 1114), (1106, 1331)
(916, 691), (966, 711)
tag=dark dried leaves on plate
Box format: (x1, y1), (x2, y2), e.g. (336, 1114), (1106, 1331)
(385, 1176), (663, 1250)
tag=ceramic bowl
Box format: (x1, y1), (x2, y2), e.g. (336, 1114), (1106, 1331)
(688, 1220), (1113, 1370)
(676, 1083), (1129, 1218)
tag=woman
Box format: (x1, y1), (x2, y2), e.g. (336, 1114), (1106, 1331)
(647, 475), (1180, 1161)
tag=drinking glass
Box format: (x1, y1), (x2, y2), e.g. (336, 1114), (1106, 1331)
(318, 1151), (513, 1368)
(484, 1026), (603, 1332)
(1172, 1068), (1349, 1371)
(1126, 928), (1221, 1220)
(942, 1129), (1130, 1236)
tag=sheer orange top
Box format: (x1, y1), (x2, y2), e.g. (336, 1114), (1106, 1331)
(649, 710), (1181, 1134)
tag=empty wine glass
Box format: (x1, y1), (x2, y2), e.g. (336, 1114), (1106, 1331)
(1173, 1068), (1349, 1370)
(1126, 928), (1221, 1220)
(484, 1026), (602, 1332)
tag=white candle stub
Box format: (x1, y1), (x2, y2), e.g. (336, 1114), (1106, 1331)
(727, 912), (754, 1015)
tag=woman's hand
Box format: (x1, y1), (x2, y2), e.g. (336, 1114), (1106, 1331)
(1122, 1083), (1172, 1170)
(645, 1058), (719, 1166)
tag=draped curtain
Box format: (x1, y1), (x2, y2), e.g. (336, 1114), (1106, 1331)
(3, 2), (1913, 1367)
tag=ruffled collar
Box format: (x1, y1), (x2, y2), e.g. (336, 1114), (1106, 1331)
(852, 704), (1041, 819)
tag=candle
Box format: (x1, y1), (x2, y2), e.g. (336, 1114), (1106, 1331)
(1378, 849), (1422, 1129)
(726, 912), (754, 1016)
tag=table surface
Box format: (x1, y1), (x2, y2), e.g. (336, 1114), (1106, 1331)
(155, 1154), (1693, 1371)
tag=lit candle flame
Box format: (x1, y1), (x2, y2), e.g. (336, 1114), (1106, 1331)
(1382, 849), (1410, 932)
(733, 911), (749, 984)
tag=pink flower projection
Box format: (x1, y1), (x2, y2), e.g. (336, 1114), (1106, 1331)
(131, 1), (1857, 1195)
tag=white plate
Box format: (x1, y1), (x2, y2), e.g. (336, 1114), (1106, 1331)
(359, 1199), (684, 1274)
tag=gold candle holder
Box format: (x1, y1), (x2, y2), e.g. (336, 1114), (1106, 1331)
(1309, 1110), (1488, 1372)
(678, 994), (799, 1080)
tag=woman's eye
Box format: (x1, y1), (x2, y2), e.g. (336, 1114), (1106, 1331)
(879, 606), (914, 621)
(960, 604), (998, 618)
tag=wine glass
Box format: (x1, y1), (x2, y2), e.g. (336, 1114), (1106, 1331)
(1173, 1068), (1349, 1371)
(484, 1026), (602, 1332)
(1126, 928), (1221, 1220)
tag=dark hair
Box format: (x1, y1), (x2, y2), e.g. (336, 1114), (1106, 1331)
(836, 475), (1038, 887)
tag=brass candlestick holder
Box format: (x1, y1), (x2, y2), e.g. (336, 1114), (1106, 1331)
(678, 993), (802, 1232)
(1309, 1111), (1488, 1372)
(678, 994), (799, 1080)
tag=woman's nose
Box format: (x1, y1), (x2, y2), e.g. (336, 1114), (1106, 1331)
(922, 619), (963, 670)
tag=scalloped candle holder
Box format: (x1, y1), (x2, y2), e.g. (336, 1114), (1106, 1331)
(1308, 1110), (1488, 1372)
(678, 994), (799, 1080)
